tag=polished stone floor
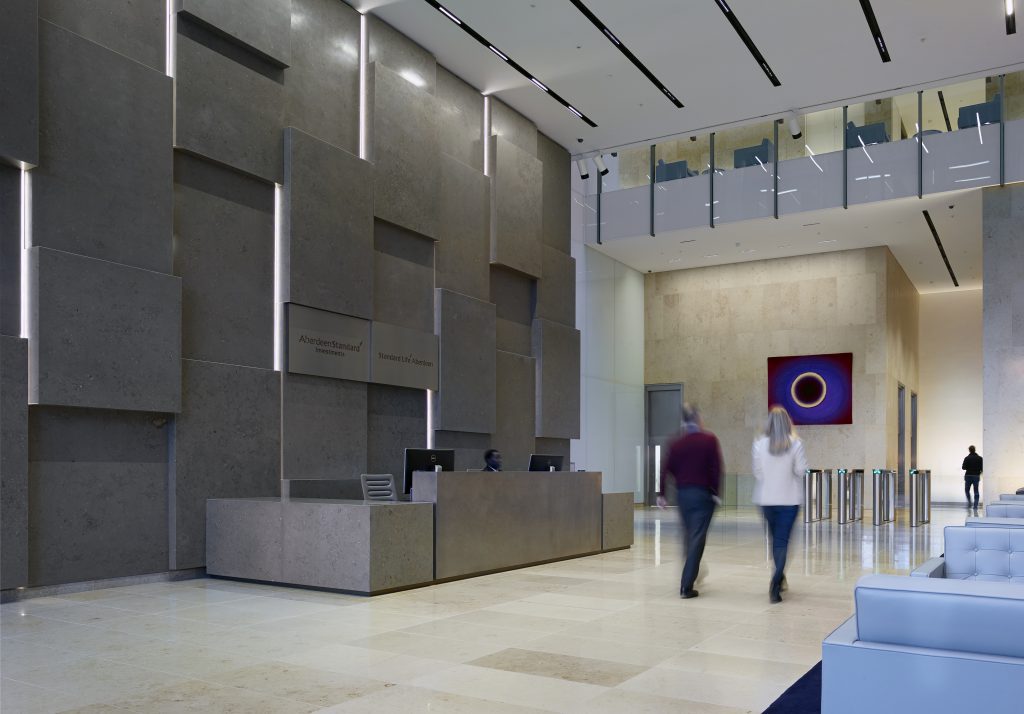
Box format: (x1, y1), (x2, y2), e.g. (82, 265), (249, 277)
(1, 506), (970, 713)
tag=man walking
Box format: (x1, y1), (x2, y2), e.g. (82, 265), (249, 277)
(656, 404), (723, 599)
(962, 445), (983, 508)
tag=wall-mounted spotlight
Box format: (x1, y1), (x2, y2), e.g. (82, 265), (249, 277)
(576, 159), (590, 180)
(786, 112), (802, 140)
(593, 155), (609, 176)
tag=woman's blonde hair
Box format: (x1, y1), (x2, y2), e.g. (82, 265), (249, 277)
(764, 406), (795, 455)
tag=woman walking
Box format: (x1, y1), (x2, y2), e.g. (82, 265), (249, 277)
(752, 406), (808, 604)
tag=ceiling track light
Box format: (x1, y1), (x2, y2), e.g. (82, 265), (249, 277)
(569, 0), (683, 108)
(713, 0), (781, 86)
(785, 111), (802, 140)
(576, 159), (590, 180)
(858, 0), (891, 62)
(593, 155), (609, 176)
(423, 0), (597, 126)
(1008, 0), (1017, 34)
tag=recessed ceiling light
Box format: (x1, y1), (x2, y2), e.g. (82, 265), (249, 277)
(859, 0), (892, 62)
(704, 253), (719, 258)
(714, 0), (781, 86)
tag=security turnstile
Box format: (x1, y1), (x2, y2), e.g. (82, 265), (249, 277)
(803, 469), (833, 522)
(872, 469), (896, 525)
(836, 468), (864, 524)
(909, 469), (932, 527)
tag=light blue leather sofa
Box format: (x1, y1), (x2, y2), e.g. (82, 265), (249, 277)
(967, 516), (1024, 528)
(822, 574), (1024, 714)
(911, 525), (1024, 580)
(997, 493), (1024, 502)
(987, 502), (1024, 518)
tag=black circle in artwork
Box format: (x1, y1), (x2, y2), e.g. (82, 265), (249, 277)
(793, 374), (825, 406)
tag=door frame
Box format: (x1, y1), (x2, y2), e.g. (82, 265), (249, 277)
(644, 383), (683, 506)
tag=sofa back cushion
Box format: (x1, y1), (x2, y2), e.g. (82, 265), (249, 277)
(967, 517), (1024, 529)
(998, 494), (1024, 502)
(987, 502), (1024, 518)
(855, 575), (1024, 658)
(944, 526), (1024, 582)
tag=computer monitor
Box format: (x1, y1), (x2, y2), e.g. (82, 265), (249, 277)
(528, 454), (564, 472)
(402, 448), (455, 494)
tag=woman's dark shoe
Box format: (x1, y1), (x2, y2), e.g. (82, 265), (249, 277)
(681, 589), (699, 599)
(769, 589), (782, 604)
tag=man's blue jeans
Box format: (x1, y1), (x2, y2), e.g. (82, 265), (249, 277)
(761, 505), (799, 590)
(677, 486), (716, 594)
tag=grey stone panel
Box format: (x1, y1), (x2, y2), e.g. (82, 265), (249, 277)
(174, 152), (274, 369)
(495, 350), (536, 471)
(34, 21), (173, 273)
(283, 500), (369, 591)
(368, 16), (436, 95)
(1, 337), (28, 588)
(371, 64), (440, 239)
(435, 155), (490, 303)
(532, 319), (581, 439)
(491, 137), (543, 278)
(285, 479), (362, 500)
(537, 132), (571, 254)
(282, 373), (367, 480)
(433, 430), (491, 472)
(175, 20), (284, 183)
(535, 245), (576, 327)
(172, 359), (280, 569)
(177, 0), (291, 67)
(491, 99), (537, 156)
(491, 266), (534, 356)
(0, 0), (38, 166)
(0, 166), (19, 336)
(434, 289), (496, 434)
(30, 247), (182, 412)
(534, 438), (570, 463)
(29, 462), (168, 586)
(367, 384), (426, 484)
(437, 68), (483, 172)
(283, 129), (373, 319)
(374, 220), (435, 333)
(285, 0), (360, 155)
(39, 0), (165, 71)
(368, 503), (434, 591)
(29, 406), (170, 464)
(206, 498), (283, 582)
(602, 493), (634, 551)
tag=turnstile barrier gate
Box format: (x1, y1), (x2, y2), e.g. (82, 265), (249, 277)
(837, 469), (864, 524)
(803, 469), (833, 523)
(909, 469), (932, 527)
(872, 469), (896, 525)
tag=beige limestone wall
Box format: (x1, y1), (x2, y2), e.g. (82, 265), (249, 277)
(918, 290), (983, 503)
(884, 252), (920, 486)
(982, 184), (1024, 504)
(645, 247), (901, 504)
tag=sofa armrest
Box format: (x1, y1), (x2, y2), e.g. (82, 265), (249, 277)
(910, 557), (945, 578)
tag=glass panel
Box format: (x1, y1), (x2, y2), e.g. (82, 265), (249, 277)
(778, 107), (844, 215)
(586, 147), (649, 242)
(1004, 70), (1024, 183)
(847, 94), (918, 205)
(713, 119), (775, 224)
(922, 77), (1001, 194)
(654, 136), (710, 233)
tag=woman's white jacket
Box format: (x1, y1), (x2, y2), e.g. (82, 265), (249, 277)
(751, 436), (808, 506)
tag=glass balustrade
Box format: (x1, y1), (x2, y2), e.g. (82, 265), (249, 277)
(654, 136), (711, 233)
(922, 77), (1001, 194)
(778, 107), (845, 215)
(1004, 69), (1024, 183)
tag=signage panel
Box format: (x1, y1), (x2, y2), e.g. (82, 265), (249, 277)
(287, 304), (371, 382)
(371, 322), (439, 391)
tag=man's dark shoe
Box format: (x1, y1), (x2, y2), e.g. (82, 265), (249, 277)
(680, 589), (699, 599)
(770, 590), (783, 604)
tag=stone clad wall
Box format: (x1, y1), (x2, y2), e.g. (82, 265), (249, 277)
(0, 0), (577, 589)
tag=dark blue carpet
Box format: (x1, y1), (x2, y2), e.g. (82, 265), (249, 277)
(762, 661), (821, 714)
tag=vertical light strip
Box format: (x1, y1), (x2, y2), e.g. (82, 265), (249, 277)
(165, 0), (176, 78)
(19, 169), (31, 339)
(482, 96), (492, 177)
(426, 390), (435, 448)
(273, 184), (283, 371)
(358, 13), (369, 160)
(653, 444), (661, 493)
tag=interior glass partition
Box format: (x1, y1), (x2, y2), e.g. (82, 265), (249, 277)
(777, 107), (845, 215)
(846, 94), (918, 205)
(921, 77), (1001, 194)
(594, 145), (649, 240)
(1004, 70), (1024, 183)
(713, 119), (775, 224)
(654, 136), (711, 232)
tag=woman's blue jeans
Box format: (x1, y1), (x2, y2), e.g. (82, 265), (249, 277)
(761, 505), (799, 589)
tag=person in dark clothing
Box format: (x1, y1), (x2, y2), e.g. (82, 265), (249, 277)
(483, 449), (502, 472)
(656, 404), (723, 599)
(962, 445), (983, 508)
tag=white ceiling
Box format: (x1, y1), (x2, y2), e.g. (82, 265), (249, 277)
(589, 189), (983, 293)
(358, 0), (1024, 155)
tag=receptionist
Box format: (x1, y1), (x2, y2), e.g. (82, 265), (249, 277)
(483, 449), (502, 472)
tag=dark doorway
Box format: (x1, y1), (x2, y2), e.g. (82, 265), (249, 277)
(645, 384), (683, 506)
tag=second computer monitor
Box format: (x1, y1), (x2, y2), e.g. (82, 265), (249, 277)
(528, 454), (564, 472)
(403, 448), (455, 494)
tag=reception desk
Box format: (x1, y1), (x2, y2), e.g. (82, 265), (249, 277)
(413, 470), (605, 580)
(206, 471), (632, 594)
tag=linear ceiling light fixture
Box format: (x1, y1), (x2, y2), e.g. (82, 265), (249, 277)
(922, 210), (959, 287)
(423, 0), (597, 126)
(714, 0), (781, 86)
(858, 0), (891, 62)
(569, 0), (683, 107)
(1008, 0), (1017, 34)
